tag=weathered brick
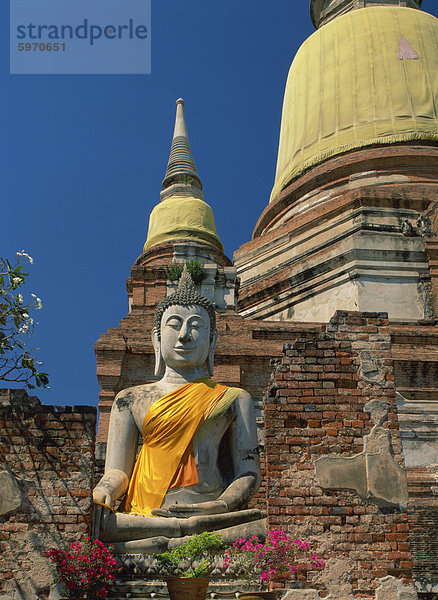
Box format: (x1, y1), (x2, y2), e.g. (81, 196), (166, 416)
(0, 390), (96, 598)
(264, 311), (417, 595)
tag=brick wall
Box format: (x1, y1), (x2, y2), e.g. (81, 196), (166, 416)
(407, 466), (438, 587)
(0, 389), (96, 600)
(265, 311), (413, 598)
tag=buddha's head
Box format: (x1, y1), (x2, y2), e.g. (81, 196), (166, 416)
(152, 266), (217, 377)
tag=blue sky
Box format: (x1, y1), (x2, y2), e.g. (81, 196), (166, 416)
(2, 1), (438, 407)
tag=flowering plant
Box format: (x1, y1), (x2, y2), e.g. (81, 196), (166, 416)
(223, 530), (324, 589)
(0, 251), (48, 389)
(47, 537), (120, 599)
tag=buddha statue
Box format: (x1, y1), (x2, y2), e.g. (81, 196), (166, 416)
(92, 267), (265, 553)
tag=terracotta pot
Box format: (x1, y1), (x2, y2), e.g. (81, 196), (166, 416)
(239, 593), (278, 600)
(166, 577), (210, 600)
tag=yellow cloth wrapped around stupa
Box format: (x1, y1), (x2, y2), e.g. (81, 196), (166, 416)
(271, 6), (438, 202)
(143, 196), (224, 253)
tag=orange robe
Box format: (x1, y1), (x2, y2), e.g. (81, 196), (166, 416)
(123, 379), (240, 516)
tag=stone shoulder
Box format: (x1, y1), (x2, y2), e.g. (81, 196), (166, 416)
(113, 381), (252, 411)
(114, 382), (162, 410)
(232, 387), (252, 403)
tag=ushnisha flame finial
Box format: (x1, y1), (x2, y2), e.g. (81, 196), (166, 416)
(154, 264), (216, 339)
(161, 98), (203, 200)
(177, 264), (195, 292)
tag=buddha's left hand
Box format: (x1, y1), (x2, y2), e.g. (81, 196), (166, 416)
(151, 499), (229, 518)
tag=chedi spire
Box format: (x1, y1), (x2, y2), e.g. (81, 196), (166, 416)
(161, 98), (203, 200)
(144, 99), (224, 253)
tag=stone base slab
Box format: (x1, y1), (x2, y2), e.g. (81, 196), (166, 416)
(108, 580), (263, 600)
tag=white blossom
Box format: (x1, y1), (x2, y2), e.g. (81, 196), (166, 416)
(16, 251), (34, 264)
(22, 312), (29, 319)
(17, 294), (23, 304)
(12, 277), (21, 285)
(31, 294), (42, 309)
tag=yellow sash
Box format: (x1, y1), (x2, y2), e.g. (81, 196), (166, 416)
(123, 379), (240, 516)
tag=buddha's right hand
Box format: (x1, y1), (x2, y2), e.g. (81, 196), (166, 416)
(92, 469), (130, 538)
(92, 486), (114, 539)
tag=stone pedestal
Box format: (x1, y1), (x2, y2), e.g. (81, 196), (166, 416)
(109, 580), (250, 600)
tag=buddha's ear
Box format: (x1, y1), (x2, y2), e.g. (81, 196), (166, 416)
(152, 328), (164, 377)
(207, 329), (218, 377)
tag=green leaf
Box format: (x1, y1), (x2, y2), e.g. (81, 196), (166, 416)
(39, 373), (49, 385)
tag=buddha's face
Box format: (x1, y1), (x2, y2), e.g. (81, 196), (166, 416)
(160, 304), (211, 369)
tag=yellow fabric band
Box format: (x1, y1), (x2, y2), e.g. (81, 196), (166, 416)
(123, 379), (240, 517)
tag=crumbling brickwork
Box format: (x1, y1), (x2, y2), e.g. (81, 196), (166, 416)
(265, 311), (413, 598)
(0, 389), (96, 600)
(407, 466), (438, 590)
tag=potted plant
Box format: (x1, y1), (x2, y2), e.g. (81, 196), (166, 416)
(47, 536), (120, 599)
(223, 529), (325, 600)
(156, 531), (224, 600)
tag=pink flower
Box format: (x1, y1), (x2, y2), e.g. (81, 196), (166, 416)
(46, 537), (120, 598)
(224, 530), (324, 588)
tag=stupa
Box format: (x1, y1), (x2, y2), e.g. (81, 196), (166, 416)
(235, 0), (438, 323)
